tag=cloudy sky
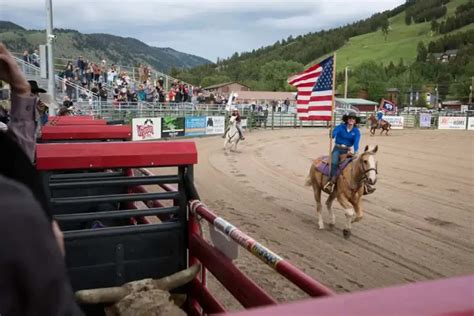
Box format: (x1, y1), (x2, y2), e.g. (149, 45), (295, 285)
(1, 0), (404, 62)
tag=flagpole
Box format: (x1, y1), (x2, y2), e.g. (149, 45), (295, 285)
(328, 53), (337, 181)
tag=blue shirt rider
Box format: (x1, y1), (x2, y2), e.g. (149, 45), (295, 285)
(324, 112), (361, 192)
(376, 110), (384, 127)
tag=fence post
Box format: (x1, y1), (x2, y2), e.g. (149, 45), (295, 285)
(271, 110), (274, 130)
(294, 113), (297, 128)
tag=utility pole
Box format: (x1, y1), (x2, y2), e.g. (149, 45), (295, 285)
(435, 85), (439, 108)
(46, 0), (56, 113)
(344, 66), (349, 99)
(469, 77), (473, 104)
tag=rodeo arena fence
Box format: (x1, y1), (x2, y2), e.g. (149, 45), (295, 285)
(36, 116), (473, 316)
(67, 100), (474, 141)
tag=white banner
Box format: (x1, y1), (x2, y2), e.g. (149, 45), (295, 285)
(205, 116), (225, 135)
(438, 116), (467, 130)
(241, 118), (248, 129)
(467, 117), (474, 130)
(132, 117), (162, 141)
(384, 116), (404, 129)
(419, 113), (431, 128)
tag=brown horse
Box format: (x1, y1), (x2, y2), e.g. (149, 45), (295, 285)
(368, 114), (391, 136)
(305, 145), (378, 238)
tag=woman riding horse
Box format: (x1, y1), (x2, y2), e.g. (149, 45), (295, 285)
(223, 108), (245, 140)
(324, 110), (360, 193)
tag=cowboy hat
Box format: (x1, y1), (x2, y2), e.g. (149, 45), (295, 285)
(342, 109), (361, 124)
(28, 80), (47, 93)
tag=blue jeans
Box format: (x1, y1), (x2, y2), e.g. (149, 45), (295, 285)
(330, 146), (349, 179)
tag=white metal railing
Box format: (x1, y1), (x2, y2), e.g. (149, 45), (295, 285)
(15, 56), (99, 102)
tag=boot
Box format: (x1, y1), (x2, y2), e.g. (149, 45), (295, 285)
(324, 178), (336, 193)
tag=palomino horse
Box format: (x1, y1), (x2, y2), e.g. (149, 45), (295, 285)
(368, 115), (391, 136)
(223, 115), (240, 152)
(306, 145), (378, 238)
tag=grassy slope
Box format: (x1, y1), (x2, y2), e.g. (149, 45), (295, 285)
(333, 0), (472, 71)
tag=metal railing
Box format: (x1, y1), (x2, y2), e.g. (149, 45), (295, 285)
(14, 56), (99, 103)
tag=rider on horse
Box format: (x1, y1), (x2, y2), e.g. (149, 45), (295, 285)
(224, 108), (245, 140)
(376, 110), (384, 128)
(324, 110), (360, 193)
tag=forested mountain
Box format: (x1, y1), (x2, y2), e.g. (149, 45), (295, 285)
(0, 22), (211, 72)
(171, 0), (473, 104)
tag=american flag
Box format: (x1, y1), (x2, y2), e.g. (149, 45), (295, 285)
(287, 56), (334, 121)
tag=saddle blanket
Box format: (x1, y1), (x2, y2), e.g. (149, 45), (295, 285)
(314, 156), (353, 178)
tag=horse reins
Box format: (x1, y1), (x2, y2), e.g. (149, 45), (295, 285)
(343, 153), (377, 196)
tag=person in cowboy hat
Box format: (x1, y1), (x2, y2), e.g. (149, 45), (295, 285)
(324, 110), (361, 193)
(223, 107), (245, 140)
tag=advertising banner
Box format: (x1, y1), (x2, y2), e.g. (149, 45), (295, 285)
(468, 117), (474, 131)
(438, 116), (467, 130)
(419, 113), (431, 128)
(162, 116), (185, 138)
(132, 117), (161, 141)
(384, 116), (404, 129)
(205, 116), (225, 135)
(185, 116), (206, 136)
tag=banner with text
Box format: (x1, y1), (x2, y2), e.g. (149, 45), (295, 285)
(468, 117), (474, 130)
(384, 116), (404, 129)
(205, 116), (225, 135)
(419, 113), (432, 128)
(162, 116), (185, 138)
(185, 116), (207, 136)
(438, 116), (467, 130)
(132, 117), (162, 141)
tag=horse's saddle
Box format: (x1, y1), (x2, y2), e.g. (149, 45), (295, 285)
(314, 155), (353, 178)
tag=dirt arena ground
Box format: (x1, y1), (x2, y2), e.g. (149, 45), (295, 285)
(178, 127), (473, 309)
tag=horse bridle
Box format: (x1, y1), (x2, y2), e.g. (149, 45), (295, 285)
(357, 152), (378, 183)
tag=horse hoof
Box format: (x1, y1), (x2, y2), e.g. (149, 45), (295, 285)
(343, 229), (351, 239)
(352, 216), (362, 223)
(328, 223), (335, 230)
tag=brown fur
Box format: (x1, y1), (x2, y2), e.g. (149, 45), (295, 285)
(306, 146), (378, 237)
(368, 115), (391, 136)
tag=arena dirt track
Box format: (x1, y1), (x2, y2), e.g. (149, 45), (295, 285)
(167, 128), (474, 309)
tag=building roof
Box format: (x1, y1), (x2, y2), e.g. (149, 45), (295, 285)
(386, 88), (400, 92)
(442, 100), (462, 106)
(445, 49), (458, 55)
(234, 91), (295, 101)
(335, 98), (378, 106)
(204, 81), (250, 90)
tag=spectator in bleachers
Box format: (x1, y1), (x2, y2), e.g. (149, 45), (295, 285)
(31, 49), (40, 67)
(22, 49), (30, 63)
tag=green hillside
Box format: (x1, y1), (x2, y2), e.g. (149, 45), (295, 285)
(334, 0), (473, 71)
(0, 23), (211, 72)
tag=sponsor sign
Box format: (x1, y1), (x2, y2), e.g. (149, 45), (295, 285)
(438, 116), (467, 130)
(162, 116), (185, 138)
(241, 118), (248, 129)
(384, 116), (404, 129)
(468, 117), (474, 131)
(419, 113), (431, 128)
(185, 116), (206, 136)
(132, 117), (161, 141)
(205, 116), (225, 135)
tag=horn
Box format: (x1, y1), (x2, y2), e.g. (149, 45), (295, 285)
(75, 287), (130, 304)
(154, 264), (201, 291)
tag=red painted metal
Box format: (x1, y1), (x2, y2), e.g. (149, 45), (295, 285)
(189, 279), (226, 314)
(41, 125), (132, 140)
(189, 234), (277, 308)
(36, 141), (197, 170)
(189, 200), (333, 298)
(48, 115), (94, 120)
(48, 118), (107, 126)
(227, 275), (474, 316)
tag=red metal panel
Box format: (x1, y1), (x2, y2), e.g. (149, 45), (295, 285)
(41, 125), (132, 140)
(36, 141), (198, 170)
(189, 234), (277, 308)
(226, 275), (474, 316)
(48, 118), (107, 126)
(189, 200), (333, 297)
(189, 279), (226, 314)
(48, 115), (94, 120)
